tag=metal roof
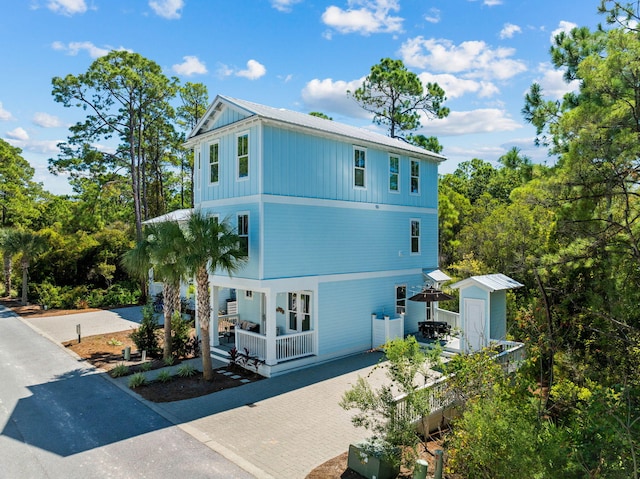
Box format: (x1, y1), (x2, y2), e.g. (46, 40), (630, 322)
(425, 269), (451, 283)
(142, 208), (193, 225)
(450, 274), (523, 292)
(187, 95), (446, 162)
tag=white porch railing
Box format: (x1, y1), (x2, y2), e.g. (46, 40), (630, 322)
(276, 331), (315, 361)
(236, 329), (266, 359)
(235, 329), (315, 363)
(435, 308), (460, 329)
(394, 339), (526, 424)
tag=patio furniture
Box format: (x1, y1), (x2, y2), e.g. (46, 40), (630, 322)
(418, 321), (451, 340)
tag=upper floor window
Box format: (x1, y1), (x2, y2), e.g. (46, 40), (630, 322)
(410, 159), (420, 194)
(238, 213), (249, 256)
(389, 156), (399, 192)
(209, 142), (219, 184)
(237, 133), (249, 179)
(410, 219), (420, 254)
(354, 147), (366, 188)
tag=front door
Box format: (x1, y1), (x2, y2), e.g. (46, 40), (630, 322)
(464, 298), (486, 352)
(287, 292), (311, 333)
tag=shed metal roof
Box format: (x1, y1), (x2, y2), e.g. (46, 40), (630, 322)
(187, 95), (446, 162)
(450, 273), (523, 292)
(142, 208), (193, 225)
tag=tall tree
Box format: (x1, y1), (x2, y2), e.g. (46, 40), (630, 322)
(349, 58), (449, 138)
(51, 51), (179, 240)
(0, 139), (42, 228)
(183, 211), (246, 381)
(122, 221), (188, 359)
(4, 229), (48, 305)
(177, 82), (209, 208)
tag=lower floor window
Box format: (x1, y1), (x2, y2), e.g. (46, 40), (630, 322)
(396, 285), (406, 314)
(288, 292), (311, 332)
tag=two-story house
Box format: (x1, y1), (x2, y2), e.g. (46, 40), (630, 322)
(183, 95), (445, 377)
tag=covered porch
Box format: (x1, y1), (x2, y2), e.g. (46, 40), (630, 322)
(204, 278), (319, 377)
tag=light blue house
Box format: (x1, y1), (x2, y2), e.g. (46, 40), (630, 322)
(183, 95), (446, 376)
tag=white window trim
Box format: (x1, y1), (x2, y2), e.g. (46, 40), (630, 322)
(410, 159), (420, 195)
(238, 211), (249, 257)
(410, 218), (421, 255)
(236, 131), (250, 181)
(208, 140), (219, 185)
(195, 148), (201, 192)
(353, 146), (367, 189)
(389, 155), (400, 193)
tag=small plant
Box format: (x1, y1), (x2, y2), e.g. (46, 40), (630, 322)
(107, 337), (123, 346)
(157, 370), (172, 383)
(163, 356), (175, 366)
(177, 363), (197, 378)
(228, 347), (240, 370)
(130, 302), (161, 357)
(139, 361), (152, 372)
(110, 363), (130, 378)
(128, 372), (147, 388)
(171, 312), (192, 359)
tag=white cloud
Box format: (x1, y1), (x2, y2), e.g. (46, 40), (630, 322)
(399, 36), (527, 80)
(301, 77), (369, 118)
(33, 112), (63, 128)
(6, 127), (29, 141)
(418, 72), (499, 99)
(4, 137), (61, 155)
(483, 0), (502, 5)
(271, 0), (302, 12)
(236, 60), (267, 80)
(47, 0), (87, 16)
(550, 20), (577, 44)
(500, 23), (521, 39)
(424, 8), (440, 24)
(0, 102), (13, 121)
(172, 56), (208, 76)
(534, 62), (580, 100)
(52, 40), (113, 58)
(322, 0), (403, 36)
(421, 108), (522, 136)
(149, 0), (184, 19)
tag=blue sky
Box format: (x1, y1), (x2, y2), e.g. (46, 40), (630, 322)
(1, 0), (599, 195)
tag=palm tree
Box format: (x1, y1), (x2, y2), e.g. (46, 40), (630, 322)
(123, 221), (188, 360)
(4, 229), (47, 305)
(184, 211), (246, 381)
(0, 229), (13, 298)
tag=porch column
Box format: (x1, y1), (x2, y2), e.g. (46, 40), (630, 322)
(265, 290), (277, 366)
(211, 285), (220, 347)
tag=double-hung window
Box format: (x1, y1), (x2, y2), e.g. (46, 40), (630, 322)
(209, 142), (219, 184)
(389, 156), (399, 192)
(354, 147), (366, 188)
(238, 213), (249, 256)
(237, 133), (249, 179)
(410, 219), (420, 254)
(410, 159), (420, 194)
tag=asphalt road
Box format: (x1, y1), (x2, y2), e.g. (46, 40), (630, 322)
(0, 306), (255, 479)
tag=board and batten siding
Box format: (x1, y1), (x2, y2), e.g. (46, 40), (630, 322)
(196, 123), (261, 203)
(317, 273), (423, 356)
(262, 125), (438, 208)
(261, 201), (438, 279)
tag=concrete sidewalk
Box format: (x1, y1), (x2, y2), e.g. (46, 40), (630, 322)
(17, 306), (388, 479)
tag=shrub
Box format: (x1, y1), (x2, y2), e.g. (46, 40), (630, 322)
(34, 281), (63, 309)
(139, 361), (152, 372)
(157, 370), (172, 383)
(110, 363), (130, 378)
(129, 304), (161, 358)
(128, 372), (147, 388)
(171, 312), (192, 359)
(106, 337), (123, 346)
(163, 356), (175, 366)
(177, 363), (197, 378)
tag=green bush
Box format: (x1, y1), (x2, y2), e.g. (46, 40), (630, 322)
(34, 281), (63, 309)
(177, 363), (197, 378)
(139, 361), (152, 372)
(128, 372), (147, 389)
(171, 312), (192, 359)
(110, 363), (130, 378)
(129, 304), (161, 358)
(157, 370), (172, 383)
